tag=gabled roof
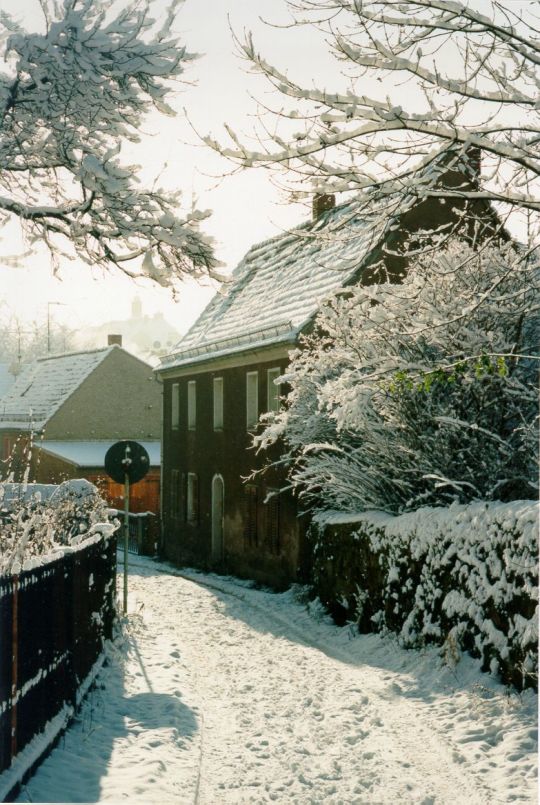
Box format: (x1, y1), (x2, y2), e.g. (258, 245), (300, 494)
(0, 347), (116, 430)
(159, 196), (395, 371)
(159, 146), (484, 373)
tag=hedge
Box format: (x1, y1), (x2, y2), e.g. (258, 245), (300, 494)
(310, 500), (538, 689)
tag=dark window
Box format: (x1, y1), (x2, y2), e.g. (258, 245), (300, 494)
(266, 490), (280, 554)
(244, 485), (258, 547)
(170, 469), (180, 518)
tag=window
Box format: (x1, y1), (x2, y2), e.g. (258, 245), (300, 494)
(267, 368), (281, 413)
(171, 383), (180, 430)
(187, 381), (196, 430)
(266, 489), (281, 554)
(244, 485), (258, 546)
(187, 472), (199, 524)
(213, 377), (224, 430)
(246, 371), (258, 429)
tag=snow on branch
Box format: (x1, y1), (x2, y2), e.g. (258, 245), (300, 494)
(0, 0), (217, 284)
(205, 0), (540, 221)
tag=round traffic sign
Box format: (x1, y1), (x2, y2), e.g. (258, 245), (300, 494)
(104, 440), (150, 485)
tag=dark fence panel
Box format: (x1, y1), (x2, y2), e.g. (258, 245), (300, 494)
(0, 577), (13, 776)
(0, 533), (116, 778)
(72, 538), (116, 686)
(16, 559), (73, 755)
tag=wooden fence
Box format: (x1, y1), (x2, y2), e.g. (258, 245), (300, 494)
(0, 533), (116, 785)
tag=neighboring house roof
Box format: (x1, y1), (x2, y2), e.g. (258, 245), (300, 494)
(38, 440), (161, 468)
(0, 347), (115, 430)
(160, 196), (394, 371)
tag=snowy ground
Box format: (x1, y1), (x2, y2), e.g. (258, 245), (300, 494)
(16, 554), (538, 804)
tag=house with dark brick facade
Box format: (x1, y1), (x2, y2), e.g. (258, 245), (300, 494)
(157, 149), (496, 587)
(0, 343), (162, 513)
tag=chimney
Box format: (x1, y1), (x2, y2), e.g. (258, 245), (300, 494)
(312, 193), (336, 220)
(108, 334), (122, 347)
(463, 145), (481, 185)
(435, 145), (481, 191)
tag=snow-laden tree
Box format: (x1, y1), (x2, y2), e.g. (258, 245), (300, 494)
(0, 0), (217, 284)
(207, 0), (539, 235)
(255, 241), (539, 513)
(0, 312), (76, 366)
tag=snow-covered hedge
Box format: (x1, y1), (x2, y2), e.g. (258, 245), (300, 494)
(311, 500), (538, 689)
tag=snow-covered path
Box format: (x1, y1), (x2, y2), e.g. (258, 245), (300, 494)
(17, 556), (538, 804)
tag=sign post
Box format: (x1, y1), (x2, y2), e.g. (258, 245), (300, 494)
(104, 440), (150, 615)
(123, 469), (130, 614)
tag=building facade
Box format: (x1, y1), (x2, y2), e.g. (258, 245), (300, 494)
(159, 347), (309, 587)
(158, 147), (497, 587)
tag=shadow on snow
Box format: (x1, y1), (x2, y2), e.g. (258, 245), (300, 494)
(15, 611), (198, 804)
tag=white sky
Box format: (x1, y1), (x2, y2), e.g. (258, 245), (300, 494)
(0, 0), (336, 337)
(0, 0), (532, 341)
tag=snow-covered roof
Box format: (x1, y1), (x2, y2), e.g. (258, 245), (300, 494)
(38, 440), (161, 467)
(159, 146), (486, 373)
(0, 347), (116, 430)
(160, 196), (393, 371)
(0, 364), (18, 400)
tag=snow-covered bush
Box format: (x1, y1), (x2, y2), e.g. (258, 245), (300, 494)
(311, 500), (538, 689)
(0, 481), (116, 575)
(257, 241), (538, 513)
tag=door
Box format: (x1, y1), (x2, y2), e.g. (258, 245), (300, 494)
(211, 474), (224, 563)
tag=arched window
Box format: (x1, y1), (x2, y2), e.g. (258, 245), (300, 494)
(211, 474), (224, 563)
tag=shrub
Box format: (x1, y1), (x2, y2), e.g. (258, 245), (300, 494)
(256, 241), (538, 512)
